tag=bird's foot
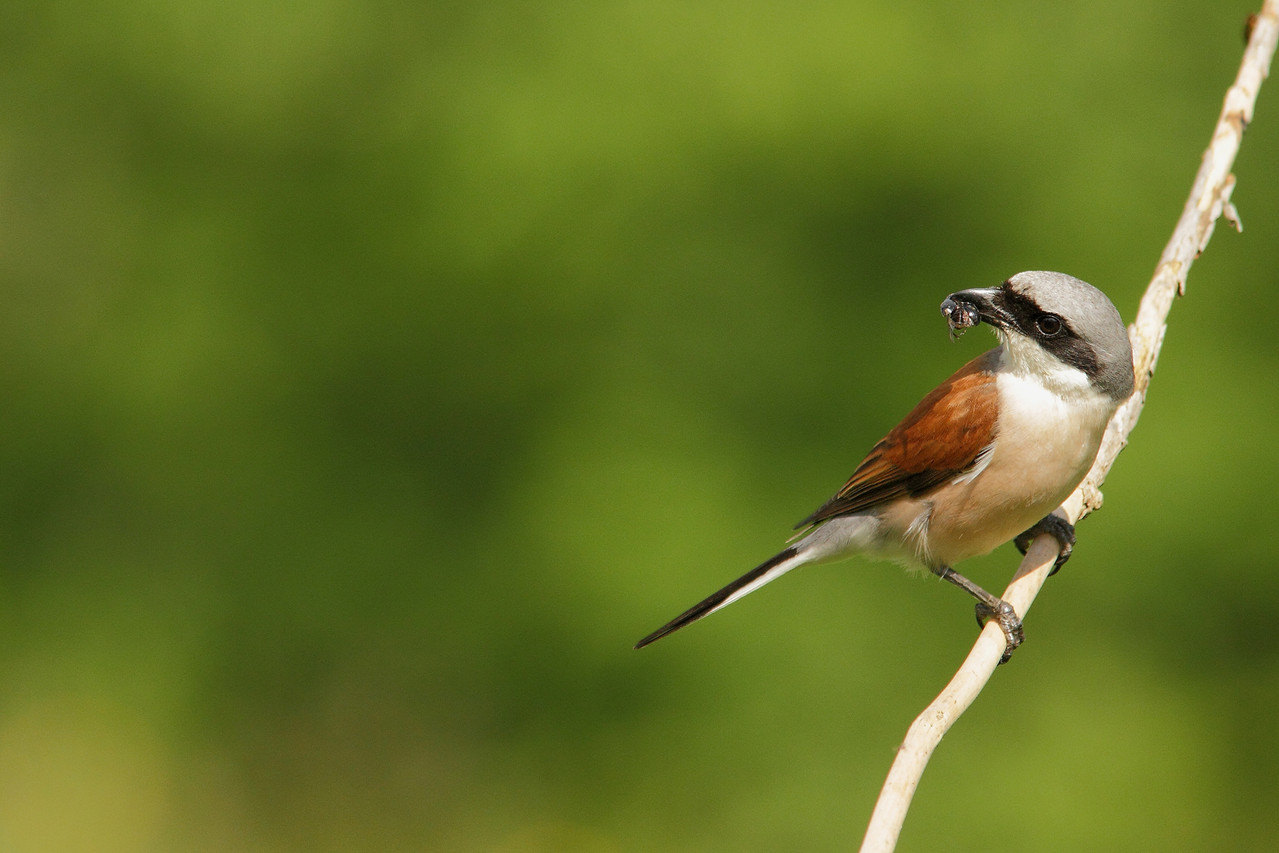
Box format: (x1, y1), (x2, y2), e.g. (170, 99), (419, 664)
(938, 565), (1026, 664)
(974, 599), (1024, 665)
(1015, 514), (1076, 576)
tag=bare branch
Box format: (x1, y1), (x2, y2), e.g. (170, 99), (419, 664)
(860, 4), (1279, 850)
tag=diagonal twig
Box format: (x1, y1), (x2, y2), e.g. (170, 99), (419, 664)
(860, 4), (1279, 850)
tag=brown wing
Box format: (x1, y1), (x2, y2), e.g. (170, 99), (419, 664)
(795, 348), (1001, 528)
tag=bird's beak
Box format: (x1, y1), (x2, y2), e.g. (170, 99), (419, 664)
(941, 287), (1010, 331)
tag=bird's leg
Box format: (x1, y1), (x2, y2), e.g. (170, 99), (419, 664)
(936, 565), (1024, 664)
(1015, 514), (1076, 576)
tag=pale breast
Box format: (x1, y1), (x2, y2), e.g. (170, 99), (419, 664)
(911, 371), (1116, 566)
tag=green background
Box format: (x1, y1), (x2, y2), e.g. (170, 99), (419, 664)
(3, 2), (1278, 850)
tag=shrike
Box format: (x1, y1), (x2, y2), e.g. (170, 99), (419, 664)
(635, 271), (1134, 661)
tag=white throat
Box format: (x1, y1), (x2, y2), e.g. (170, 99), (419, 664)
(995, 332), (1095, 401)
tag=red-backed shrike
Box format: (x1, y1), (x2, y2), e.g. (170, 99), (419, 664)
(635, 271), (1134, 661)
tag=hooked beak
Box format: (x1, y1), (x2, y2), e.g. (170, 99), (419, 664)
(940, 286), (1010, 333)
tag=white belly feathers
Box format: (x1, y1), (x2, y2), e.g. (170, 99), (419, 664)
(898, 368), (1115, 567)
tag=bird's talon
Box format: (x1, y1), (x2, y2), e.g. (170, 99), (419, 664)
(975, 599), (1024, 664)
(1015, 515), (1077, 576)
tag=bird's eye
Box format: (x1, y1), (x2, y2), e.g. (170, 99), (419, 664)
(1034, 314), (1063, 337)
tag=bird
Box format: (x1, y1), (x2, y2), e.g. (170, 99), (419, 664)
(635, 271), (1134, 661)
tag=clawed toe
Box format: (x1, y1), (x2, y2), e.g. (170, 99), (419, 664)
(975, 599), (1024, 664)
(939, 565), (1027, 663)
(1015, 514), (1076, 575)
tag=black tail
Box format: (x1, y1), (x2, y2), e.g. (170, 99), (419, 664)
(634, 547), (801, 649)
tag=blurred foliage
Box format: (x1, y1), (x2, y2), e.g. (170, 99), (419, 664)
(1, 1), (1278, 850)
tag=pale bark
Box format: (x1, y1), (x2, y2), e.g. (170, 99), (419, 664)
(860, 4), (1279, 850)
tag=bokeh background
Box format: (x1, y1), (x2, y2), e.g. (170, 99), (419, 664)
(3, 2), (1278, 851)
